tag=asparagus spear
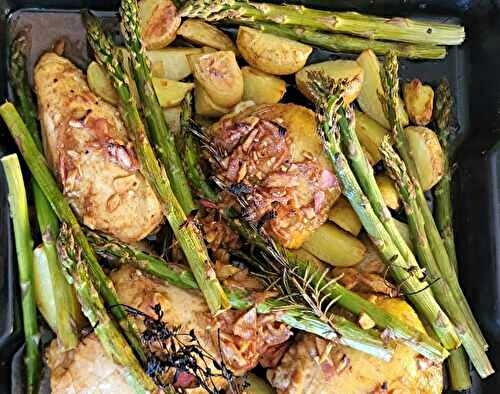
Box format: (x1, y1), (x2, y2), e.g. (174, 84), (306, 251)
(433, 80), (472, 390)
(83, 13), (228, 314)
(85, 230), (393, 361)
(0, 102), (146, 364)
(235, 21), (447, 60)
(380, 137), (489, 382)
(56, 224), (157, 393)
(9, 33), (79, 350)
(1, 154), (41, 394)
(380, 52), (492, 377)
(120, 0), (195, 214)
(180, 0), (465, 46)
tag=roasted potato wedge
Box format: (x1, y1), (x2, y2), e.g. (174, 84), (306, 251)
(177, 19), (238, 54)
(293, 248), (329, 272)
(152, 77), (194, 108)
(241, 66), (286, 105)
(376, 174), (400, 210)
(403, 79), (434, 126)
(405, 126), (444, 191)
(194, 82), (231, 117)
(354, 110), (389, 164)
(295, 60), (364, 104)
(237, 26), (312, 75)
(162, 106), (182, 135)
(245, 373), (275, 394)
(138, 0), (181, 49)
(147, 47), (203, 81)
(302, 223), (367, 267)
(188, 51), (244, 108)
(87, 61), (118, 105)
(328, 196), (362, 236)
(356, 49), (409, 128)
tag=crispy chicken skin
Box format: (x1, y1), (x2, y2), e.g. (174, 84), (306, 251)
(34, 52), (163, 243)
(267, 298), (443, 394)
(210, 103), (341, 249)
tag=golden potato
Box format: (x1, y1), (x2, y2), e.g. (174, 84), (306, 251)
(237, 26), (312, 75)
(245, 373), (275, 394)
(138, 0), (181, 49)
(242, 66), (286, 105)
(188, 51), (244, 108)
(295, 60), (364, 104)
(302, 222), (367, 267)
(194, 82), (231, 117)
(356, 49), (409, 129)
(376, 174), (400, 210)
(328, 196), (362, 236)
(393, 218), (414, 253)
(403, 79), (435, 126)
(162, 106), (182, 135)
(87, 61), (118, 105)
(147, 47), (203, 81)
(152, 77), (194, 108)
(177, 19), (238, 54)
(405, 126), (444, 191)
(354, 110), (389, 164)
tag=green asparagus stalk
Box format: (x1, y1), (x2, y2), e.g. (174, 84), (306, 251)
(180, 93), (219, 202)
(2, 154), (41, 394)
(56, 224), (157, 393)
(234, 21), (447, 60)
(120, 0), (195, 214)
(434, 80), (458, 271)
(180, 0), (465, 46)
(85, 231), (393, 361)
(0, 102), (146, 364)
(380, 137), (488, 382)
(380, 52), (492, 377)
(9, 33), (79, 350)
(433, 80), (472, 390)
(83, 13), (228, 314)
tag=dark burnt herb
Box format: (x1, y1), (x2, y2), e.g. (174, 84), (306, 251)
(118, 303), (241, 394)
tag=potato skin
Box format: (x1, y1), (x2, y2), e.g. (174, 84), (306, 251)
(151, 78), (194, 108)
(242, 66), (286, 105)
(328, 195), (362, 236)
(194, 82), (231, 118)
(237, 26), (312, 75)
(139, 0), (181, 50)
(296, 60), (364, 104)
(147, 47), (202, 81)
(354, 110), (389, 164)
(403, 79), (434, 126)
(87, 61), (118, 105)
(177, 19), (238, 54)
(405, 126), (444, 191)
(188, 51), (244, 108)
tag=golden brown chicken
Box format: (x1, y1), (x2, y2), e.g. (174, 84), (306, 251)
(267, 297), (443, 394)
(34, 52), (163, 243)
(210, 103), (341, 249)
(47, 266), (291, 393)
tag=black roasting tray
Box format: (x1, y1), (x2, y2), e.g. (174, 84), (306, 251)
(1, 0), (499, 393)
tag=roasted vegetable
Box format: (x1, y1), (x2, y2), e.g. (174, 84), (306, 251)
(237, 26), (312, 75)
(302, 222), (367, 267)
(194, 82), (231, 117)
(376, 174), (400, 210)
(188, 51), (244, 108)
(162, 106), (182, 134)
(242, 66), (286, 105)
(393, 218), (414, 252)
(356, 49), (408, 128)
(328, 196), (362, 236)
(296, 60), (364, 104)
(405, 126), (444, 191)
(403, 79), (434, 126)
(138, 0), (181, 49)
(147, 47), (202, 80)
(177, 18), (238, 53)
(87, 61), (118, 104)
(151, 77), (194, 108)
(245, 374), (275, 394)
(354, 110), (389, 164)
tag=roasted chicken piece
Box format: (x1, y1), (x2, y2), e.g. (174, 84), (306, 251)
(34, 52), (163, 243)
(210, 103), (341, 249)
(267, 297), (443, 394)
(47, 266), (291, 393)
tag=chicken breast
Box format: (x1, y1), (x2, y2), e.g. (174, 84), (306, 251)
(267, 298), (443, 394)
(34, 52), (163, 243)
